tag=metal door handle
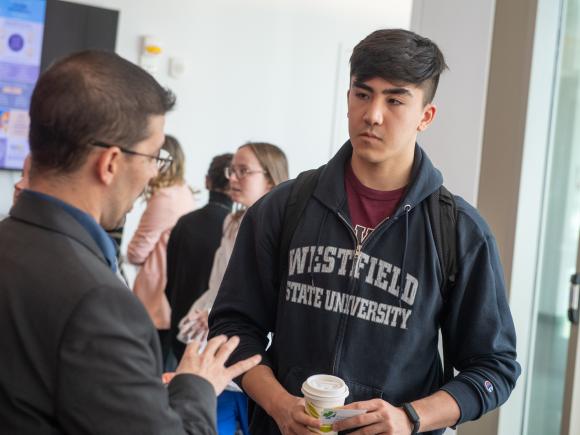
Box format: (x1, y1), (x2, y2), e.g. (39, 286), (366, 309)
(570, 273), (580, 325)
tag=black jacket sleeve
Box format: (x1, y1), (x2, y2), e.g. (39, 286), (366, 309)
(56, 285), (217, 434)
(208, 185), (290, 374)
(440, 204), (521, 424)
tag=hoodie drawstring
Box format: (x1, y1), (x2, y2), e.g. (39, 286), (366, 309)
(398, 204), (411, 307)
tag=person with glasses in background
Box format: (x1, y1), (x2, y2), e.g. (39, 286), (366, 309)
(127, 134), (196, 368)
(179, 142), (288, 435)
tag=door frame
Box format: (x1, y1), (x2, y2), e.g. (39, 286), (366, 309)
(561, 230), (580, 435)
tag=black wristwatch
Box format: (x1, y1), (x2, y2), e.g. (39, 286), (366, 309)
(401, 402), (420, 434)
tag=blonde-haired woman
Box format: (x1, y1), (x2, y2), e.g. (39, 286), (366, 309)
(179, 142), (288, 435)
(127, 135), (195, 366)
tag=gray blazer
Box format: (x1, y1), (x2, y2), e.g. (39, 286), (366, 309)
(0, 191), (216, 434)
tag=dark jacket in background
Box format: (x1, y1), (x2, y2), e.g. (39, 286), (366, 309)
(0, 191), (217, 435)
(166, 191), (232, 360)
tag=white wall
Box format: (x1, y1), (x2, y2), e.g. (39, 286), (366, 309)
(0, 0), (413, 249)
(410, 0), (496, 205)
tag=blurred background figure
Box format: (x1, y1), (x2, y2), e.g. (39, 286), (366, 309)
(127, 134), (195, 366)
(165, 152), (233, 365)
(178, 142), (288, 435)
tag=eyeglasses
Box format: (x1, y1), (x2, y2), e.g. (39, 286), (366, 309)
(91, 141), (173, 172)
(224, 165), (267, 180)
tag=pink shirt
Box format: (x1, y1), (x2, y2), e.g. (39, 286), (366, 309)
(128, 183), (196, 329)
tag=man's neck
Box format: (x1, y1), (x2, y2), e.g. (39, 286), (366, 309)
(350, 147), (415, 191)
(29, 177), (102, 223)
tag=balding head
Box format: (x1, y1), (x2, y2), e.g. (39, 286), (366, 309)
(29, 50), (175, 177)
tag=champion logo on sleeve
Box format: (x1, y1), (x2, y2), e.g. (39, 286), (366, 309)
(484, 380), (494, 393)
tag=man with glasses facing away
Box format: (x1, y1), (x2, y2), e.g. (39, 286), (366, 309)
(0, 50), (260, 434)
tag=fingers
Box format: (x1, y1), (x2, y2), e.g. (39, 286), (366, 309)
(202, 334), (228, 357)
(291, 405), (320, 429)
(178, 309), (201, 328)
(214, 335), (240, 364)
(226, 354), (262, 380)
(183, 338), (201, 356)
(333, 399), (394, 433)
(340, 399), (379, 411)
(162, 372), (176, 385)
(332, 412), (375, 432)
(200, 310), (209, 328)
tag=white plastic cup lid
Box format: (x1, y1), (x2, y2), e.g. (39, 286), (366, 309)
(301, 374), (349, 400)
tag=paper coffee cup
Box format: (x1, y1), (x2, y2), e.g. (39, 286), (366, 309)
(301, 374), (349, 434)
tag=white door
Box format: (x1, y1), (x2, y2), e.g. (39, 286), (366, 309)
(523, 0), (580, 434)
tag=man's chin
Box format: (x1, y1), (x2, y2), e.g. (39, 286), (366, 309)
(102, 215), (127, 231)
(114, 215), (127, 230)
(351, 144), (385, 164)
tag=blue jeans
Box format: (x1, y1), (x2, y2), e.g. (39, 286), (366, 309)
(217, 390), (249, 435)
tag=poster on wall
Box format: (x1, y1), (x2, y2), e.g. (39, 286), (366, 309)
(0, 0), (46, 170)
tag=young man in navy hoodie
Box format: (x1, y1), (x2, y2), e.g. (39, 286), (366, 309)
(209, 29), (521, 435)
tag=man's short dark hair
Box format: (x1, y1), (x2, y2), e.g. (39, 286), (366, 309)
(29, 50), (176, 174)
(350, 29), (447, 104)
(207, 153), (233, 192)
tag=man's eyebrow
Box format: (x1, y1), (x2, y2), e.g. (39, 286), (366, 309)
(352, 80), (413, 97)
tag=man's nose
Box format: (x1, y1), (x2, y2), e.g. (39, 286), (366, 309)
(363, 98), (383, 126)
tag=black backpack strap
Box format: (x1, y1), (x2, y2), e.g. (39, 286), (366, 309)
(278, 167), (323, 280)
(427, 185), (458, 384)
(427, 185), (458, 295)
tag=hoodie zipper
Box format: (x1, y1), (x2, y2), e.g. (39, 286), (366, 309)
(331, 212), (359, 376)
(331, 205), (413, 376)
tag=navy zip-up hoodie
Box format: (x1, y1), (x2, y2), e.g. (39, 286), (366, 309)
(209, 142), (520, 435)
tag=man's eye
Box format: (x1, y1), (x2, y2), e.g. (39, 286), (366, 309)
(388, 98), (402, 105)
(356, 92), (369, 100)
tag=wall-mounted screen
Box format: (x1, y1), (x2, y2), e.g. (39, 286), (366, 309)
(40, 0), (118, 72)
(0, 0), (118, 171)
(0, 0), (46, 171)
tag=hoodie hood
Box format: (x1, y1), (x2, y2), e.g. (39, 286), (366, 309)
(313, 140), (443, 218)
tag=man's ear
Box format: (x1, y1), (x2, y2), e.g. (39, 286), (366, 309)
(96, 147), (122, 185)
(417, 103), (437, 132)
(346, 89), (350, 118)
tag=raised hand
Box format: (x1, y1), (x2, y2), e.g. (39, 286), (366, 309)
(175, 335), (261, 395)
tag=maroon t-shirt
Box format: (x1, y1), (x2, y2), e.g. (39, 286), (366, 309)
(344, 162), (406, 244)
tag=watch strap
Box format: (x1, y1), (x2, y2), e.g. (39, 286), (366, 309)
(401, 402), (420, 434)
